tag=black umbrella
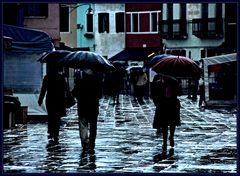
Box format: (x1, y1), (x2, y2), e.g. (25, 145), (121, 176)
(38, 50), (72, 63)
(58, 51), (115, 72)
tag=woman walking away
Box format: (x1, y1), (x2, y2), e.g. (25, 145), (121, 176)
(38, 64), (67, 145)
(151, 74), (181, 151)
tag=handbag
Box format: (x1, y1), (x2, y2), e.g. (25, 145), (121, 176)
(64, 80), (76, 108)
(65, 90), (76, 108)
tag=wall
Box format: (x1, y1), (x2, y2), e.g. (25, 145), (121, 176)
(94, 4), (125, 58)
(77, 4), (95, 51)
(162, 3), (225, 61)
(24, 4), (61, 47)
(60, 4), (77, 48)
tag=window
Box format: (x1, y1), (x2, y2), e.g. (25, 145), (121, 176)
(3, 3), (24, 26)
(132, 13), (138, 32)
(180, 3), (187, 35)
(167, 3), (173, 35)
(201, 3), (208, 33)
(86, 13), (93, 32)
(60, 6), (69, 32)
(98, 13), (109, 33)
(201, 3), (208, 18)
(173, 23), (180, 33)
(151, 13), (157, 32)
(116, 12), (125, 33)
(24, 3), (48, 17)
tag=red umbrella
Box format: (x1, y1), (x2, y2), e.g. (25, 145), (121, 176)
(150, 55), (202, 78)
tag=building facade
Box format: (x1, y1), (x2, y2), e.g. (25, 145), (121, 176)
(3, 3), (60, 47)
(125, 3), (162, 49)
(59, 3), (78, 49)
(94, 4), (125, 59)
(160, 3), (237, 60)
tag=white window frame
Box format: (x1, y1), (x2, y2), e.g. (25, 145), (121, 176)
(127, 11), (161, 34)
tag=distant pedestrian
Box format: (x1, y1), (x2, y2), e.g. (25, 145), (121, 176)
(129, 69), (138, 100)
(134, 68), (148, 104)
(72, 68), (102, 153)
(38, 64), (67, 144)
(198, 77), (206, 108)
(151, 74), (181, 151)
(109, 68), (124, 105)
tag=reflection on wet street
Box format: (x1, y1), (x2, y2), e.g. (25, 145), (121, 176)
(3, 95), (237, 173)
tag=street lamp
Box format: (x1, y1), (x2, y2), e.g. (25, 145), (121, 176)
(61, 3), (93, 14)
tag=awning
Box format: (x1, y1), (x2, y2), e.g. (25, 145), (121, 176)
(109, 47), (159, 62)
(3, 24), (54, 53)
(202, 53), (237, 103)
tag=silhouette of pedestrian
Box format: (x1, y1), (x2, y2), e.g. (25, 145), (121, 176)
(151, 74), (181, 151)
(134, 68), (148, 104)
(198, 76), (206, 108)
(151, 74), (165, 134)
(72, 68), (102, 153)
(109, 69), (124, 105)
(38, 64), (67, 144)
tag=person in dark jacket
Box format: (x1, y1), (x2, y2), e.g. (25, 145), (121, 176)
(38, 65), (67, 144)
(109, 68), (124, 105)
(72, 68), (102, 153)
(151, 74), (181, 151)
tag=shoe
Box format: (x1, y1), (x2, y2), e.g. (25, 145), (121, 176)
(82, 143), (89, 153)
(82, 146), (88, 153)
(162, 143), (167, 151)
(48, 134), (53, 140)
(169, 137), (174, 147)
(89, 149), (95, 154)
(53, 137), (59, 145)
(156, 129), (162, 135)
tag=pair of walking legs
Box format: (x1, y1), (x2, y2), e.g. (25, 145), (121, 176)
(161, 125), (176, 151)
(79, 115), (97, 152)
(48, 114), (60, 143)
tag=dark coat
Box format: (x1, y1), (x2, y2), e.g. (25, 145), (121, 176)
(38, 72), (67, 117)
(72, 72), (102, 118)
(109, 70), (123, 96)
(151, 75), (181, 128)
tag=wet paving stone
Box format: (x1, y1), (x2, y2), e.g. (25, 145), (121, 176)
(3, 95), (237, 173)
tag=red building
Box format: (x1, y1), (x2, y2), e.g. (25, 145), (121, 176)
(125, 3), (162, 52)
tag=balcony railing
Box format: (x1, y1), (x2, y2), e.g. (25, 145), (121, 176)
(160, 19), (188, 39)
(192, 17), (224, 39)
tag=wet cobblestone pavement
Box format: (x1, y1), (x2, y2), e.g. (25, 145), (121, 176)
(3, 95), (237, 173)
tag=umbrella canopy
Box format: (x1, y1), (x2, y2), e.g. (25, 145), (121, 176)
(149, 54), (202, 78)
(38, 50), (72, 63)
(58, 51), (115, 72)
(148, 54), (169, 67)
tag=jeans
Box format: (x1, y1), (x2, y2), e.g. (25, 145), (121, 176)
(78, 114), (98, 149)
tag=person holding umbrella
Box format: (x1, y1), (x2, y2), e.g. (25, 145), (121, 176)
(38, 64), (67, 145)
(149, 54), (201, 151)
(72, 68), (102, 153)
(151, 74), (181, 151)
